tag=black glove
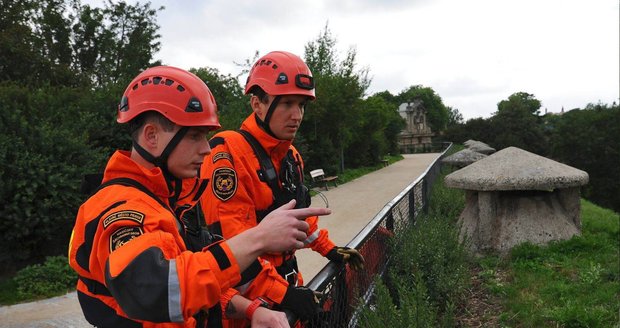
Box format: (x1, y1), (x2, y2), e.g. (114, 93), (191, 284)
(279, 286), (321, 321)
(326, 246), (365, 271)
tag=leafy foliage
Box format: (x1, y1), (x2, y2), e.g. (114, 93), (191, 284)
(360, 275), (438, 328)
(360, 168), (469, 326)
(191, 67), (247, 131)
(443, 92), (618, 213)
(0, 0), (162, 87)
(549, 103), (620, 212)
(13, 256), (77, 300)
(0, 0), (161, 272)
(0, 83), (107, 268)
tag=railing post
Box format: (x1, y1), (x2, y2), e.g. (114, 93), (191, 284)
(408, 187), (416, 223)
(387, 208), (395, 231)
(422, 176), (429, 215)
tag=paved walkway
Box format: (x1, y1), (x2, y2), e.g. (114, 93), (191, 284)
(0, 153), (441, 328)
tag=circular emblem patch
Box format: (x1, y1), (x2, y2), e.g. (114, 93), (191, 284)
(213, 167), (237, 201)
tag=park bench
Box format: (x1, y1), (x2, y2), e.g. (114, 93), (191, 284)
(309, 169), (339, 190)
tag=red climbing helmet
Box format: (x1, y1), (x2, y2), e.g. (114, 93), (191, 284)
(245, 51), (315, 99)
(118, 66), (220, 129)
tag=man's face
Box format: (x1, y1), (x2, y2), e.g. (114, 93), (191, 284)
(165, 126), (212, 179)
(258, 94), (307, 140)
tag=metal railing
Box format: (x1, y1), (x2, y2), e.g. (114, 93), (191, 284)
(290, 142), (453, 327)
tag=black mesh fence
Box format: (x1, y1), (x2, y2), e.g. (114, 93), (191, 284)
(289, 143), (453, 327)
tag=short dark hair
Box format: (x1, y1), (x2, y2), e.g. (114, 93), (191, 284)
(248, 86), (270, 104)
(129, 111), (175, 140)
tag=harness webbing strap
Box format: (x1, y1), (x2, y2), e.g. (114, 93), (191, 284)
(238, 129), (285, 205)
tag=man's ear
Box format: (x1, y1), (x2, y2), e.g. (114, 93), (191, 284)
(141, 123), (159, 150)
(250, 96), (264, 118)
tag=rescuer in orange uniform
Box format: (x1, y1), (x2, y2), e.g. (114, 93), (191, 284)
(200, 51), (365, 326)
(68, 66), (331, 328)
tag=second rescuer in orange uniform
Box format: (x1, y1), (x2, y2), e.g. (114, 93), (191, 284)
(200, 51), (365, 326)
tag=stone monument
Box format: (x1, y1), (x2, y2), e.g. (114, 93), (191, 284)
(397, 100), (434, 153)
(445, 147), (589, 255)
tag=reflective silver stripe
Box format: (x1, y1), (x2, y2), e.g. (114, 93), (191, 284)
(168, 259), (183, 322)
(304, 230), (319, 245)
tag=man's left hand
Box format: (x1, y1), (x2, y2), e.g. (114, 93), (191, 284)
(326, 246), (365, 271)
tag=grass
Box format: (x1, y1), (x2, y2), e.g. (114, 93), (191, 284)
(360, 159), (620, 327)
(477, 200), (620, 327)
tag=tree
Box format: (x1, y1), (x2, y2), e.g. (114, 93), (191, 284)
(491, 92), (546, 154)
(300, 24), (370, 173)
(93, 0), (163, 86)
(0, 0), (164, 272)
(0, 0), (46, 84)
(0, 0), (163, 87)
(191, 67), (247, 131)
(549, 103), (620, 212)
(446, 106), (464, 128)
(364, 94), (406, 155)
(496, 91), (542, 115)
(442, 117), (494, 145)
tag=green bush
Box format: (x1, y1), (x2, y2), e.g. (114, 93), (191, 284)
(361, 165), (469, 326)
(390, 214), (470, 312)
(428, 170), (465, 220)
(360, 275), (437, 328)
(0, 83), (110, 271)
(13, 256), (77, 300)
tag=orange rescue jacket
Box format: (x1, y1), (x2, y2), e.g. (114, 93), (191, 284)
(200, 114), (336, 284)
(68, 150), (242, 328)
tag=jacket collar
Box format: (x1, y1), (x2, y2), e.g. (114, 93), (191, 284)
(103, 151), (204, 208)
(241, 114), (292, 160)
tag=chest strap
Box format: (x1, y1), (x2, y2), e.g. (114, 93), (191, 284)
(238, 130), (283, 201)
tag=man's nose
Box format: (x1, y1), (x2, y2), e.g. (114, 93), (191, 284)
(292, 105), (303, 120)
(199, 139), (211, 156)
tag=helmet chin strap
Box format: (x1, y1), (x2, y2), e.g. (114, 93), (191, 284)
(256, 95), (281, 138)
(132, 126), (189, 207)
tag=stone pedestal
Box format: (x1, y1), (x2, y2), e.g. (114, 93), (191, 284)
(446, 147), (588, 255)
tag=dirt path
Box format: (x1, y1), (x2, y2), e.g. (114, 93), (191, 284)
(0, 153), (441, 327)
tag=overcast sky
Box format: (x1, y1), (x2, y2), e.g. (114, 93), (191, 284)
(94, 0), (619, 120)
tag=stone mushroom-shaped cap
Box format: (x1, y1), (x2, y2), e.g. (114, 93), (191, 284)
(445, 147), (589, 191)
(463, 139), (478, 146)
(442, 149), (488, 167)
(467, 141), (496, 154)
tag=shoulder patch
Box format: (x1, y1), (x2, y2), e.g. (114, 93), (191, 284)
(103, 210), (145, 229)
(212, 167), (237, 201)
(109, 226), (143, 252)
(212, 152), (232, 164)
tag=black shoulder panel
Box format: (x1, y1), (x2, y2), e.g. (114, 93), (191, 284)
(105, 247), (172, 323)
(209, 136), (225, 149)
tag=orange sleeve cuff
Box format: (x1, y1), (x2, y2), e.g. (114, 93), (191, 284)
(203, 240), (241, 291)
(220, 288), (241, 319)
